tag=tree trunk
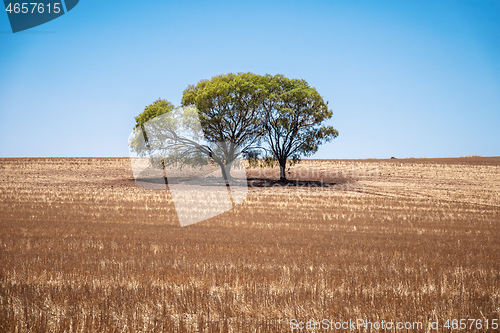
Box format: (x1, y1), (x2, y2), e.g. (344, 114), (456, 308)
(219, 163), (231, 186)
(279, 158), (287, 181)
(161, 159), (168, 186)
(219, 163), (235, 207)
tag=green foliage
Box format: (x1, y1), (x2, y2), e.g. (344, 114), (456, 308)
(259, 74), (339, 179)
(134, 98), (174, 128)
(131, 73), (339, 181)
(182, 73), (266, 169)
(246, 155), (277, 169)
(129, 100), (209, 169)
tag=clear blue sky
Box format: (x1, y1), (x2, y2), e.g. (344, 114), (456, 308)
(1, 0), (499, 158)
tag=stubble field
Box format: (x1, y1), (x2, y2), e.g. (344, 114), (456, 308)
(0, 157), (499, 332)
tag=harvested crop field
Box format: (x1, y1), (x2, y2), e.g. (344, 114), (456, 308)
(0, 157), (499, 332)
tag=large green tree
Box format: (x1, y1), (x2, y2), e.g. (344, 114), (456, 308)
(132, 73), (338, 183)
(182, 72), (265, 180)
(260, 74), (339, 180)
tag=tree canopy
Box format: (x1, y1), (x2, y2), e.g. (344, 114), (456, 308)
(129, 99), (209, 171)
(133, 98), (175, 129)
(259, 74), (339, 180)
(181, 73), (265, 175)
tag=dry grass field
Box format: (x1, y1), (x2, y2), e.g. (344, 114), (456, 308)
(0, 157), (499, 332)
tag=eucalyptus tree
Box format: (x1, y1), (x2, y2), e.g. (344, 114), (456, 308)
(260, 74), (339, 180)
(182, 72), (266, 180)
(131, 73), (339, 184)
(129, 98), (210, 182)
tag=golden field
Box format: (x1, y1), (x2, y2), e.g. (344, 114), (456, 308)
(0, 157), (499, 332)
